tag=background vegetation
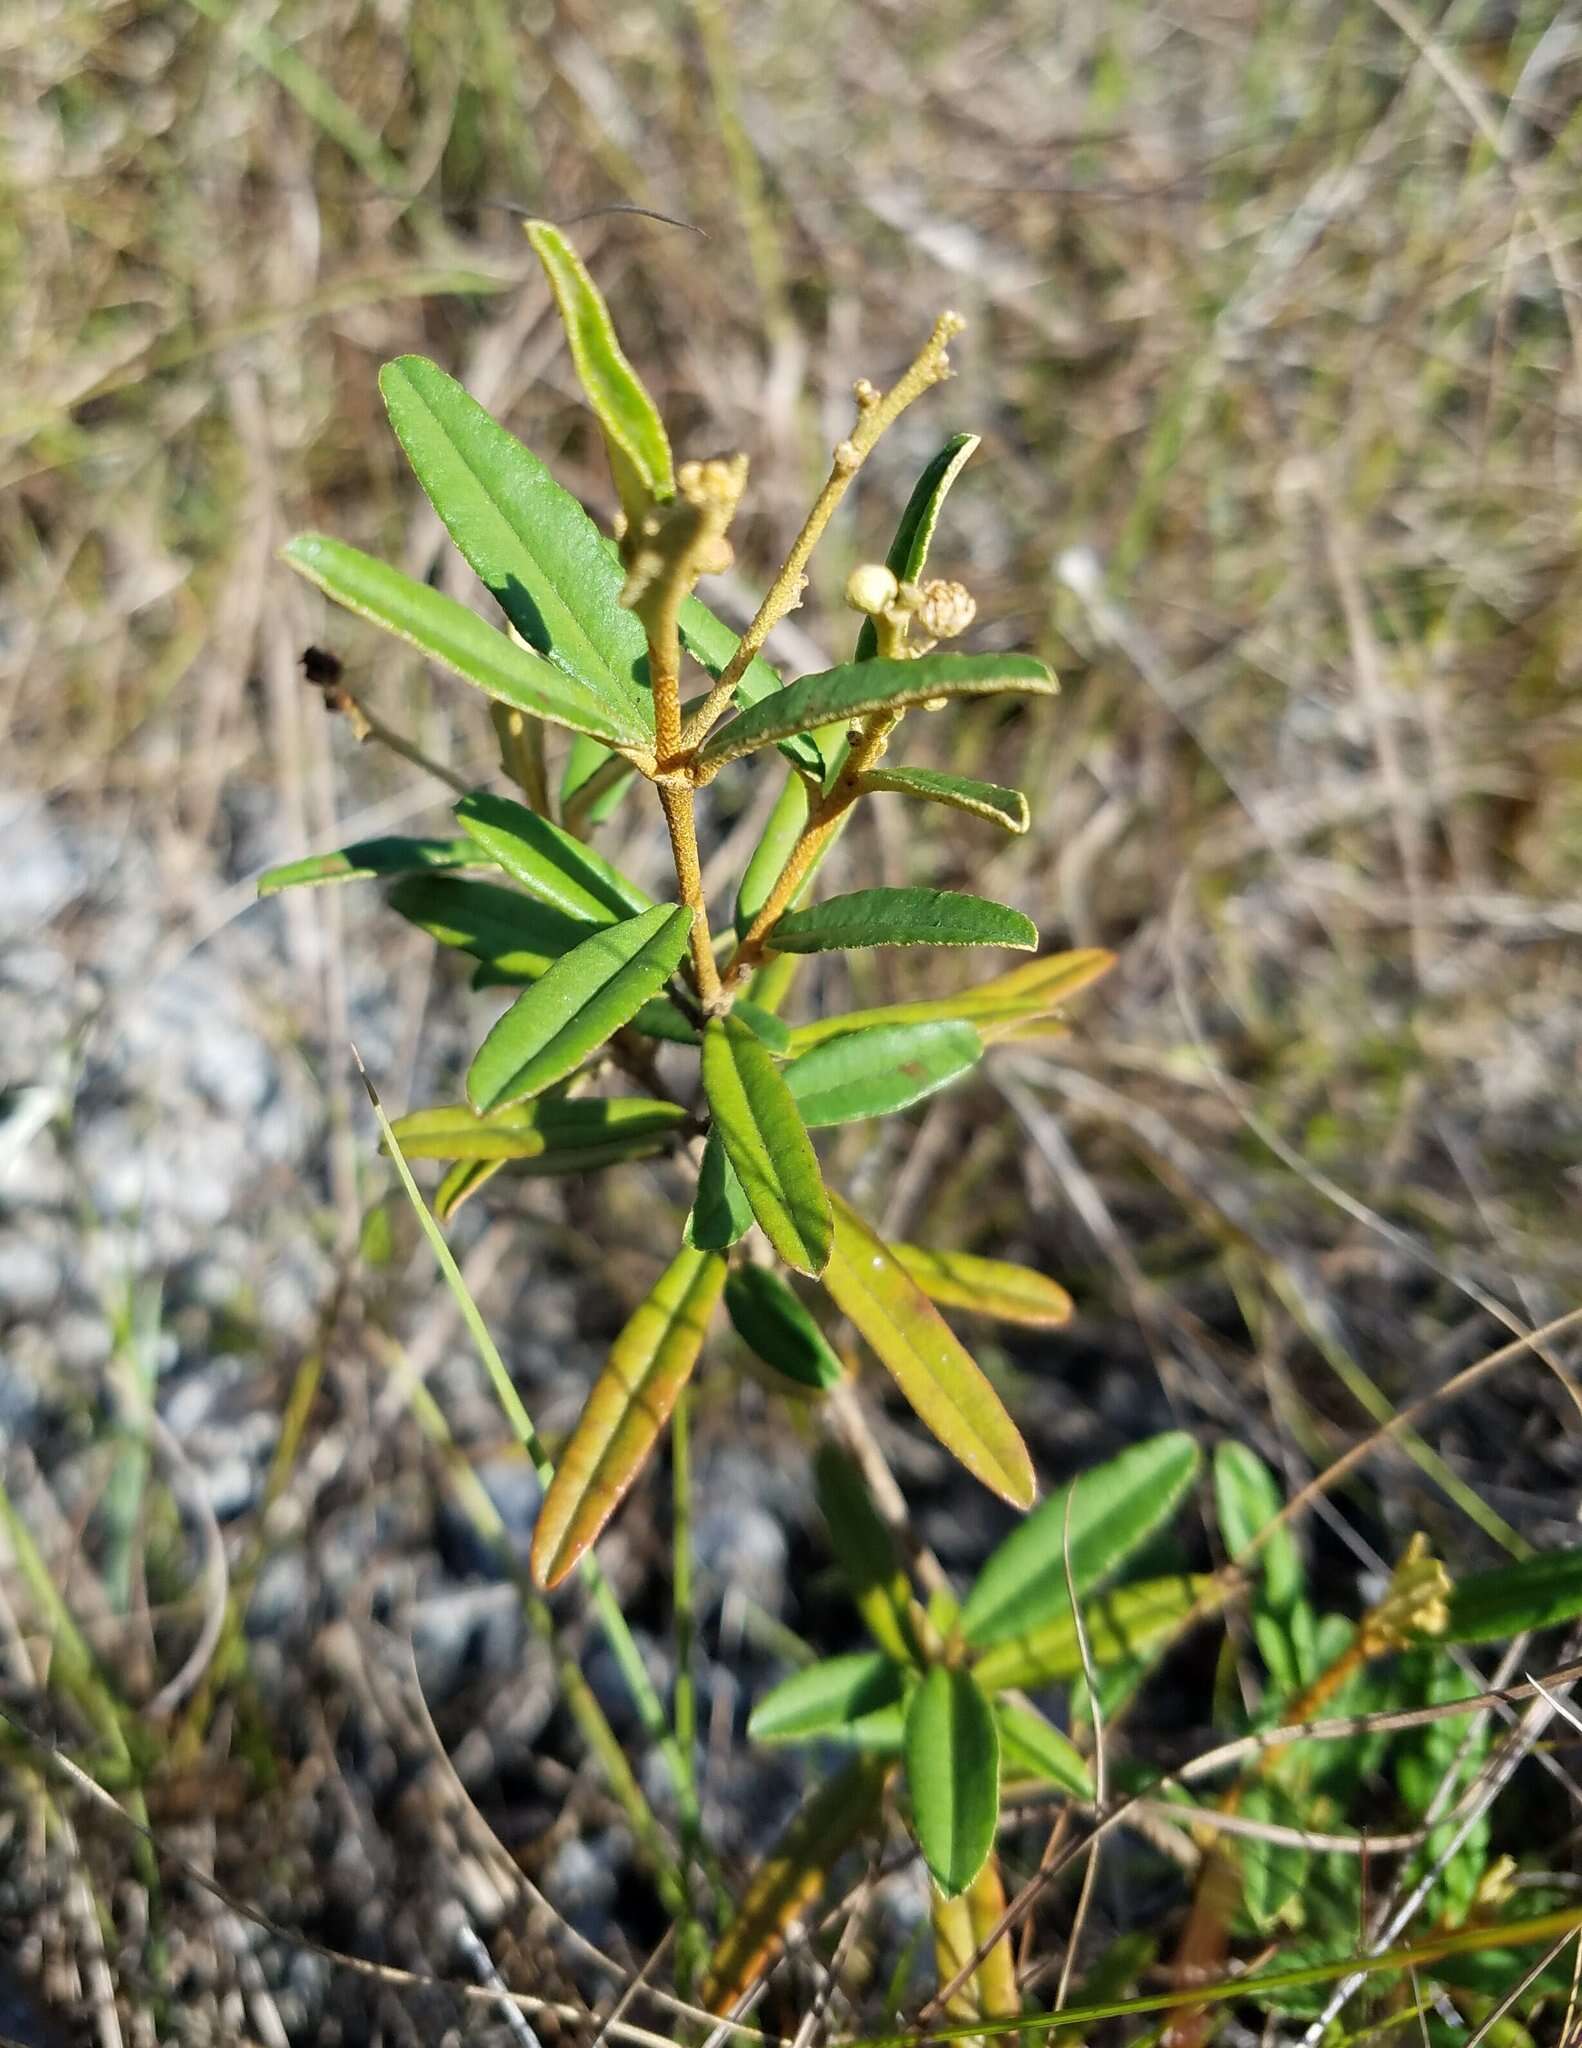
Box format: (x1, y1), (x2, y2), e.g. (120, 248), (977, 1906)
(3, 0), (1581, 2041)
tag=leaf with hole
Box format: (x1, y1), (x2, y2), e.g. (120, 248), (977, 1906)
(282, 533), (651, 749)
(905, 1665), (999, 1897)
(725, 1265), (844, 1393)
(387, 1096), (686, 1162)
(972, 1574), (1212, 1693)
(524, 221), (674, 520)
(862, 765), (1030, 836)
(769, 888), (1037, 956)
(820, 1194), (1034, 1510)
(467, 903), (693, 1112)
(378, 355), (650, 707)
(748, 1652), (907, 1745)
(994, 1701), (1093, 1797)
(696, 651), (1056, 775)
(784, 1020), (983, 1127)
(455, 790), (650, 924)
(889, 1245), (1073, 1328)
(961, 1432), (1202, 1647)
(699, 1757), (889, 2015)
(855, 432), (979, 662)
(388, 875), (601, 980)
(814, 1442), (918, 1664)
(258, 836), (481, 896)
(701, 1016), (831, 1276)
(531, 1247), (725, 1589)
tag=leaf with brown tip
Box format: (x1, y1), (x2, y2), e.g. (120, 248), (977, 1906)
(531, 1248), (726, 1589)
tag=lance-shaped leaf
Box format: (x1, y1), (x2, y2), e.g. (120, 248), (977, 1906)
(784, 1019), (982, 1127)
(855, 432), (979, 663)
(863, 765), (1030, 836)
(695, 652), (1056, 775)
(282, 533), (652, 749)
(748, 1652), (907, 1745)
(1442, 1549), (1582, 1644)
(889, 1245), (1074, 1328)
(679, 596), (823, 778)
(931, 1852), (1018, 2031)
(786, 947), (1116, 1052)
(995, 1701), (1094, 1797)
(435, 1157), (503, 1221)
(378, 355), (650, 708)
(629, 995), (701, 1043)
(700, 1756), (889, 2015)
(961, 1433), (1201, 1648)
(389, 874), (600, 979)
(815, 1442), (919, 1664)
(725, 1265), (844, 1393)
(387, 1096), (687, 1161)
(468, 904), (693, 1112)
(531, 1247), (725, 1589)
(769, 888), (1036, 956)
(735, 771), (811, 937)
(259, 836), (480, 896)
(683, 1124), (753, 1251)
(701, 1016), (832, 1276)
(1214, 1442), (1317, 1691)
(905, 1665), (1000, 1897)
(455, 790), (651, 924)
(524, 220), (674, 519)
(821, 1194), (1034, 1510)
(733, 1000), (792, 1054)
(972, 1574), (1212, 1693)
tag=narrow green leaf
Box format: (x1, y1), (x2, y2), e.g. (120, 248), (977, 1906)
(630, 995), (702, 1044)
(855, 433), (979, 663)
(683, 1124), (753, 1250)
(821, 1194), (1035, 1511)
(531, 1247), (726, 1589)
(972, 1574), (1212, 1692)
(784, 1020), (983, 1127)
(733, 1000), (792, 1054)
(455, 789), (651, 923)
(905, 1666), (999, 1897)
(748, 1652), (907, 1745)
(735, 772), (812, 937)
(435, 1157), (503, 1220)
(1213, 1441), (1311, 1691)
(388, 874), (600, 979)
(1239, 1781), (1308, 1934)
(994, 1701), (1094, 1797)
(258, 836), (479, 896)
(769, 888), (1037, 956)
(725, 1265), (844, 1393)
(699, 1757), (889, 2015)
(377, 355), (650, 704)
(701, 1016), (832, 1277)
(679, 597), (823, 778)
(786, 947), (1116, 1052)
(560, 733), (637, 826)
(961, 1433), (1202, 1647)
(524, 220), (674, 514)
(282, 532), (651, 749)
(696, 651), (1056, 774)
(1443, 1549), (1582, 1644)
(814, 1442), (918, 1664)
(862, 765), (1030, 836)
(888, 1245), (1074, 1328)
(467, 904), (693, 1112)
(388, 1096), (687, 1161)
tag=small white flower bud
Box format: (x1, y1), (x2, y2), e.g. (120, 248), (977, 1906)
(844, 563), (900, 616)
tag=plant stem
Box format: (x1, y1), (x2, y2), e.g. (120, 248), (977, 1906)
(659, 782), (723, 1006)
(678, 310), (965, 752)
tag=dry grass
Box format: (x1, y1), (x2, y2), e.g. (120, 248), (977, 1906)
(4, 0), (1582, 2040)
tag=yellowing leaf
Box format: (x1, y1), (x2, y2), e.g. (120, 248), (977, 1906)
(889, 1245), (1073, 1328)
(531, 1248), (726, 1589)
(932, 1853), (1019, 2029)
(701, 1016), (831, 1276)
(821, 1195), (1034, 1510)
(971, 1574), (1212, 1693)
